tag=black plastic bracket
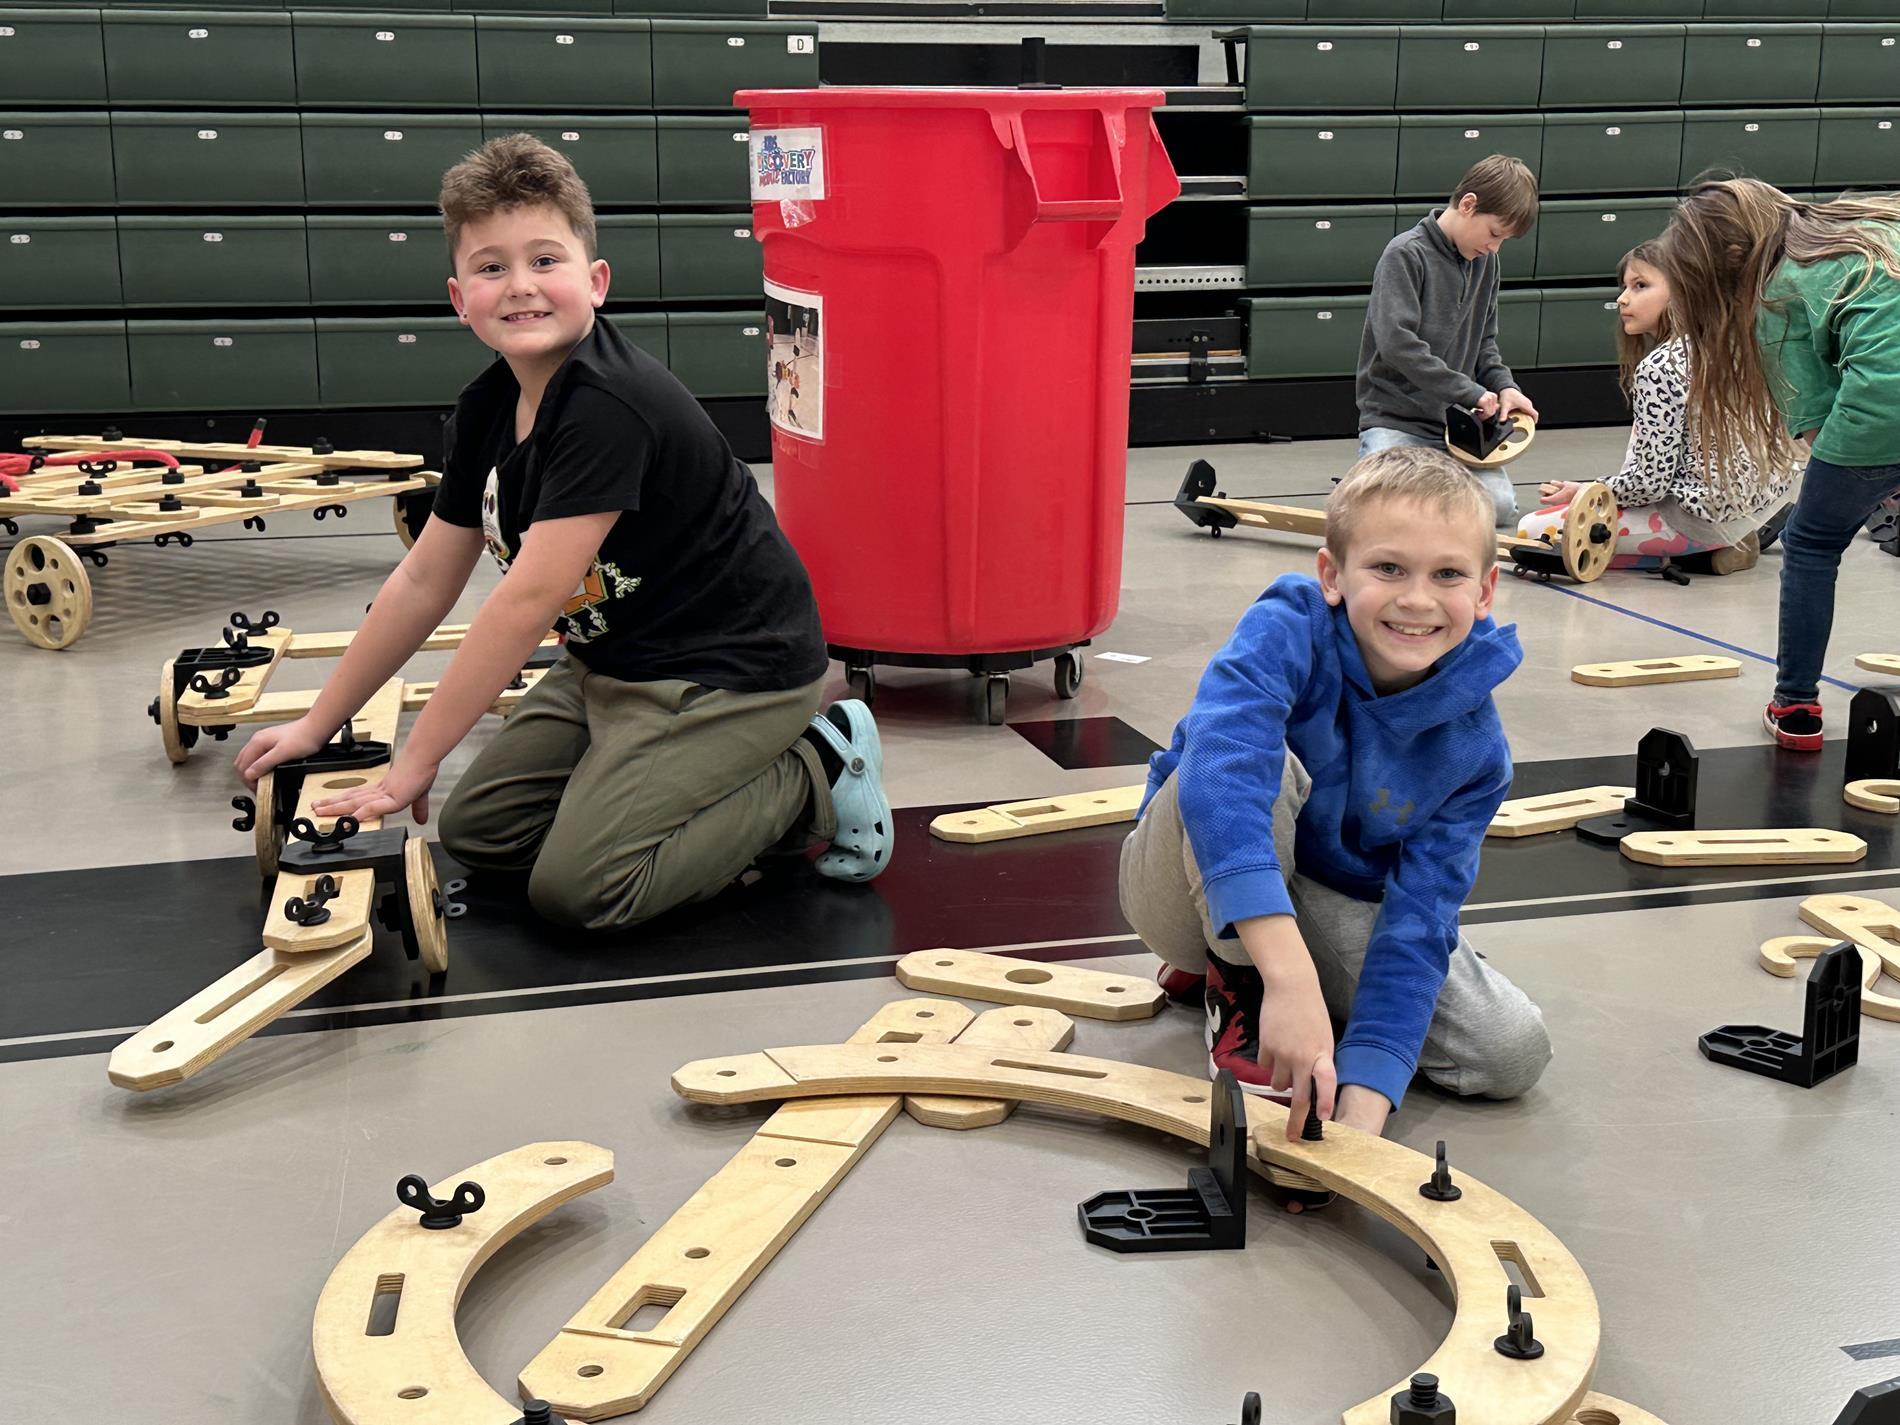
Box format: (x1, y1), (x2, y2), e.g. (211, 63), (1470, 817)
(1576, 727), (1698, 846)
(1845, 687), (1900, 786)
(280, 823), (407, 879)
(1078, 1069), (1247, 1252)
(1833, 1374), (1900, 1424)
(1445, 403), (1518, 461)
(1700, 941), (1861, 1088)
(1493, 1284), (1544, 1360)
(1186, 330), (1212, 387)
(396, 1175), (484, 1230)
(254, 730), (395, 844)
(1174, 460), (1238, 536)
(1019, 35), (1059, 89)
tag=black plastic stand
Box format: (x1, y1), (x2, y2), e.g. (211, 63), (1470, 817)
(1576, 728), (1699, 846)
(1700, 941), (1861, 1088)
(1445, 404), (1517, 461)
(1174, 460), (1238, 536)
(1079, 1070), (1247, 1252)
(1834, 1374), (1900, 1424)
(1845, 687), (1900, 786)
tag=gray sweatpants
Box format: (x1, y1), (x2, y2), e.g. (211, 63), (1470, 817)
(1118, 753), (1551, 1101)
(439, 656), (832, 932)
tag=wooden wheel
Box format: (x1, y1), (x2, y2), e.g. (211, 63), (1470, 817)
(5, 535), (92, 650)
(392, 492), (422, 550)
(405, 834), (450, 974)
(157, 658), (190, 765)
(254, 770), (284, 878)
(1446, 413), (1536, 468)
(1557, 481), (1618, 584)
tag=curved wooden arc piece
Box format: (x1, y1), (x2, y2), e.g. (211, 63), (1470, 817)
(670, 1044), (1599, 1425)
(1758, 936), (1900, 1022)
(1571, 1393), (1671, 1425)
(313, 1142), (614, 1425)
(1845, 779), (1900, 814)
(1447, 413), (1537, 469)
(1798, 894), (1900, 980)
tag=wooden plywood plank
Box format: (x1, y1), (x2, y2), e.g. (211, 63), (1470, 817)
(29, 433), (422, 471)
(1855, 653), (1900, 677)
(177, 627), (294, 718)
(669, 1043), (1599, 1425)
(1570, 656), (1742, 688)
(1571, 1396), (1670, 1425)
(314, 1142), (615, 1425)
(1620, 828), (1867, 866)
(905, 1004), (1076, 1129)
(261, 868), (377, 954)
(107, 931), (372, 1091)
(895, 948), (1165, 1021)
(56, 475), (434, 547)
(1487, 785), (1634, 839)
(929, 785), (1144, 843)
(1845, 778), (1900, 814)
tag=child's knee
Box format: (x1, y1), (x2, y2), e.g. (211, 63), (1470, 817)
(1470, 1011), (1553, 1100)
(435, 796), (486, 867)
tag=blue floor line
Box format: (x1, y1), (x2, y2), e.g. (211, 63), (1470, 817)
(1539, 581), (1860, 694)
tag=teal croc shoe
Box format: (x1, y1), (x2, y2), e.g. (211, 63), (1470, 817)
(806, 699), (893, 882)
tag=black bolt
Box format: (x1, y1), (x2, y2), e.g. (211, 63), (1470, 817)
(1391, 1372), (1454, 1424)
(518, 1401), (554, 1425)
(1419, 1140), (1462, 1202)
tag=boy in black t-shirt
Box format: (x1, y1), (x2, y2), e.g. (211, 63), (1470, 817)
(237, 135), (893, 929)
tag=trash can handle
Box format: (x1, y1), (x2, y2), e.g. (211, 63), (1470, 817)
(1005, 110), (1125, 226)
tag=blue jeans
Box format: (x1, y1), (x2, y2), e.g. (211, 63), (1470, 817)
(1776, 454), (1900, 703)
(1357, 425), (1518, 528)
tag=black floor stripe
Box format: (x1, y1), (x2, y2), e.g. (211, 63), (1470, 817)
(1009, 716), (1162, 772)
(1843, 1341), (1900, 1363)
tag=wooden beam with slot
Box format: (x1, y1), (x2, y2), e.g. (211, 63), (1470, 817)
(314, 1142), (615, 1425)
(1570, 656), (1742, 688)
(1487, 786), (1635, 839)
(1619, 829), (1867, 867)
(669, 1043), (1600, 1425)
(895, 948), (1165, 1021)
(929, 785), (1144, 843)
(1855, 653), (1900, 678)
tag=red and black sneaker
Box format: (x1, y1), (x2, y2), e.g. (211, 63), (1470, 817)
(1156, 961), (1205, 1006)
(1203, 954), (1290, 1099)
(1764, 700), (1824, 752)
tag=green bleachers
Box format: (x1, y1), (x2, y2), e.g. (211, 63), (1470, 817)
(104, 10), (296, 105)
(1, 9), (108, 102)
(0, 218), (122, 308)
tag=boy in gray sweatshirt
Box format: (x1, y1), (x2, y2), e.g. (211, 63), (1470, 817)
(1356, 154), (1541, 528)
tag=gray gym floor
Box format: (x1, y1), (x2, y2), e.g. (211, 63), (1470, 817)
(3, 429), (1896, 1424)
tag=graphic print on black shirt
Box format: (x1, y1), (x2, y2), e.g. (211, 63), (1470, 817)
(433, 319), (828, 693)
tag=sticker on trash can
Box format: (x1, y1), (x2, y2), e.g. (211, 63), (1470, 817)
(764, 278), (823, 442)
(750, 128), (825, 203)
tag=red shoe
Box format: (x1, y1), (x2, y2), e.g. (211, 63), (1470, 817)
(1156, 961), (1205, 1005)
(1764, 700), (1824, 752)
(1203, 955), (1291, 1100)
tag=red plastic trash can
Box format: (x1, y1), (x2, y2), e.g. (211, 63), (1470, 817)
(736, 85), (1179, 723)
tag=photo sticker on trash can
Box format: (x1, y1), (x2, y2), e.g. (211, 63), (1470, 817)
(751, 127), (825, 203)
(765, 278), (822, 442)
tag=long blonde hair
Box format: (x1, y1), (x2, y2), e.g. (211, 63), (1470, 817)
(1615, 240), (1672, 398)
(1660, 177), (1900, 476)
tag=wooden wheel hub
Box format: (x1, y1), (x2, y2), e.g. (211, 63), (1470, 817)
(5, 535), (92, 650)
(1557, 482), (1618, 583)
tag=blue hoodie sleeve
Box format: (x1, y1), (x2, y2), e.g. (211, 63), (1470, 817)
(1332, 754), (1513, 1109)
(1174, 586), (1321, 939)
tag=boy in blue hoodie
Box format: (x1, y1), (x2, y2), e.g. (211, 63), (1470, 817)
(1120, 446), (1550, 1151)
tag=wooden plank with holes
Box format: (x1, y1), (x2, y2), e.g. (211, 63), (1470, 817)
(1619, 828), (1867, 867)
(177, 627), (295, 718)
(930, 785), (1145, 843)
(1856, 653), (1900, 678)
(1759, 935), (1900, 1021)
(1487, 786), (1634, 839)
(895, 948), (1165, 1021)
(107, 930), (374, 1091)
(314, 1143), (615, 1425)
(260, 869), (377, 954)
(287, 679), (404, 836)
(1846, 779), (1900, 814)
(1570, 656), (1742, 688)
(904, 1005), (1075, 1129)
(29, 433), (423, 471)
(520, 999), (977, 1419)
(669, 1043), (1600, 1425)
(1799, 893), (1900, 980)
(55, 474), (437, 547)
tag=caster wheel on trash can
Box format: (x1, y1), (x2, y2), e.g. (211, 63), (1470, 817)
(985, 675), (1009, 726)
(846, 665), (875, 706)
(1054, 651), (1083, 700)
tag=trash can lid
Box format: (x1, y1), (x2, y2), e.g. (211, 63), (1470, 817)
(737, 87), (1168, 111)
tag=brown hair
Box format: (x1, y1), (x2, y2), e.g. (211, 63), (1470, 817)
(1327, 446), (1497, 570)
(1615, 240), (1673, 397)
(1660, 176), (1900, 476)
(1450, 154), (1539, 236)
(439, 133), (598, 269)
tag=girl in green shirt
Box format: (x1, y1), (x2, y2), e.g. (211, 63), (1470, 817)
(1662, 178), (1900, 751)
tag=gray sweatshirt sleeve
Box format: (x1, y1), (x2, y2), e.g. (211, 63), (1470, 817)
(1366, 245), (1489, 410)
(1475, 267), (1516, 395)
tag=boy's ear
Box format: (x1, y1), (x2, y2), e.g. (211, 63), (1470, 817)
(589, 257), (610, 308)
(1315, 546), (1345, 605)
(1456, 192), (1480, 218)
(1475, 560), (1500, 620)
(447, 275), (468, 324)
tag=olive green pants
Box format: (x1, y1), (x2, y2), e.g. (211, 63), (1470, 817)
(439, 656), (833, 931)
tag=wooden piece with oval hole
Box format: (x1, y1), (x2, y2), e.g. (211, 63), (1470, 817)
(1798, 893), (1900, 980)
(314, 1142), (614, 1425)
(1758, 935), (1900, 1021)
(1855, 653), (1900, 678)
(1570, 656), (1741, 688)
(1619, 828), (1867, 866)
(905, 1004), (1075, 1130)
(1487, 786), (1635, 839)
(669, 1042), (1601, 1425)
(929, 785), (1144, 843)
(1845, 779), (1900, 814)
(895, 949), (1164, 1020)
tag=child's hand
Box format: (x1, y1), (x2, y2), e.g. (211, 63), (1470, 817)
(1255, 970), (1339, 1142)
(1475, 390), (1501, 420)
(1332, 1084), (1393, 1137)
(1539, 479), (1583, 504)
(311, 758), (440, 825)
(236, 717), (333, 789)
(1499, 387), (1539, 422)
